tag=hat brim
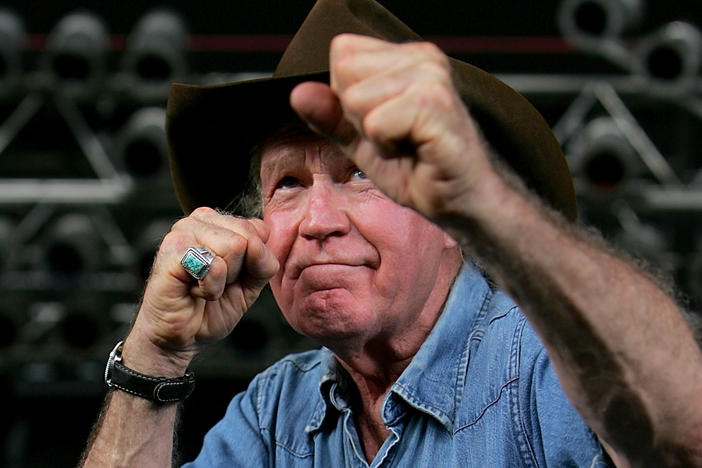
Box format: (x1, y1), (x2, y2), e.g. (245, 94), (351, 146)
(167, 62), (577, 221)
(167, 71), (326, 215)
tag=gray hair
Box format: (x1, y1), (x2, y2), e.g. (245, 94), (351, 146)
(224, 144), (263, 218)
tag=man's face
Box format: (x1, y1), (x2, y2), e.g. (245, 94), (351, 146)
(261, 130), (460, 347)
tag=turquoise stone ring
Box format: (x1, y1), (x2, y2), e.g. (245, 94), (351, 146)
(180, 246), (215, 280)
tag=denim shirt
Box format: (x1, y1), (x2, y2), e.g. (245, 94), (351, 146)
(184, 264), (610, 467)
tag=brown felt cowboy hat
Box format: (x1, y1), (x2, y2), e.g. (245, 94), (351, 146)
(166, 0), (577, 220)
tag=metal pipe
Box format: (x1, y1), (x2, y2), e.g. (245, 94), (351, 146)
(567, 116), (642, 192)
(40, 10), (109, 99)
(40, 213), (102, 276)
(115, 107), (168, 180)
(0, 8), (25, 100)
(558, 0), (643, 40)
(119, 9), (188, 103)
(557, 0), (643, 69)
(635, 21), (702, 95)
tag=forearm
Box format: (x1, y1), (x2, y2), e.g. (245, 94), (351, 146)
(80, 334), (189, 468)
(80, 391), (179, 468)
(288, 30), (702, 465)
(79, 209), (276, 467)
(445, 166), (702, 466)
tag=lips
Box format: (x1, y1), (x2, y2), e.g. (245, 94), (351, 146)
(287, 258), (371, 279)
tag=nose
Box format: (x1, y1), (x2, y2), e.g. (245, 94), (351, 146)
(299, 176), (350, 240)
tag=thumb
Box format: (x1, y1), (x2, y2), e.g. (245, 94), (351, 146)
(290, 81), (359, 152)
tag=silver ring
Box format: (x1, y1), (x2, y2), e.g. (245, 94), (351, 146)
(180, 246), (215, 280)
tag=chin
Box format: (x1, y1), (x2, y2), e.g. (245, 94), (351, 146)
(285, 294), (374, 344)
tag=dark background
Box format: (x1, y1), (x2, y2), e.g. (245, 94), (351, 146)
(0, 1), (701, 466)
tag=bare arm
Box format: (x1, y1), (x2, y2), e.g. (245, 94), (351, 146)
(80, 381), (179, 467)
(291, 33), (702, 467)
(80, 209), (278, 467)
(450, 165), (702, 467)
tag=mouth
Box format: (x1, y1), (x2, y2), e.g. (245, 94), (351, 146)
(294, 263), (372, 294)
(289, 261), (367, 279)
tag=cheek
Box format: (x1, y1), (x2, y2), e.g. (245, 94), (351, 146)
(360, 204), (421, 253)
(364, 209), (446, 285)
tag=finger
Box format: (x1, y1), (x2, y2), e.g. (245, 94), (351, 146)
(196, 237), (277, 317)
(248, 218), (270, 242)
(189, 256), (228, 300)
(174, 208), (272, 282)
(172, 218), (248, 283)
(198, 215), (276, 284)
(364, 80), (474, 154)
(340, 60), (450, 131)
(172, 212), (278, 295)
(363, 90), (419, 149)
(189, 207), (270, 242)
(290, 81), (360, 153)
(155, 228), (234, 291)
(329, 34), (410, 90)
(329, 35), (444, 93)
(329, 33), (395, 57)
(242, 234), (279, 289)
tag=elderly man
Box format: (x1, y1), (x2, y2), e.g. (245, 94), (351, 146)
(82, 0), (702, 466)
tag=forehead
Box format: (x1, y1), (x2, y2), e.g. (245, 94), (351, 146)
(259, 124), (348, 174)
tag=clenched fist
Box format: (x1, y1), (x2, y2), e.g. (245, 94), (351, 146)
(124, 207), (279, 377)
(290, 34), (499, 221)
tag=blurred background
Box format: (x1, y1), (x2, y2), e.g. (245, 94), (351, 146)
(0, 0), (701, 465)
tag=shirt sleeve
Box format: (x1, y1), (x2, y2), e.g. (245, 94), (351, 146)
(517, 320), (613, 467)
(181, 375), (270, 467)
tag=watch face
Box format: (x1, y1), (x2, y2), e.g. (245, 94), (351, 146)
(104, 357), (112, 385)
(104, 340), (123, 385)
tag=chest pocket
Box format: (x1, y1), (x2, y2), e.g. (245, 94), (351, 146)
(454, 306), (522, 432)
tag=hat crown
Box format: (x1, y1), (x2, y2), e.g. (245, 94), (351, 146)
(274, 0), (421, 77)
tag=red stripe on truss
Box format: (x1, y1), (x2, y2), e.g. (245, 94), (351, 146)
(25, 34), (574, 54)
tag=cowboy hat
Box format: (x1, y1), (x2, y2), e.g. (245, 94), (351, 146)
(166, 0), (577, 220)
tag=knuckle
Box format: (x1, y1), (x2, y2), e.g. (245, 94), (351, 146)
(247, 232), (264, 253)
(332, 55), (354, 82)
(239, 219), (258, 236)
(160, 229), (189, 251)
(248, 217), (267, 233)
(418, 60), (450, 81)
(170, 215), (192, 232)
(412, 42), (450, 71)
(417, 81), (454, 109)
(362, 112), (384, 140)
(226, 233), (248, 254)
(191, 206), (217, 219)
(331, 33), (355, 54)
(340, 86), (363, 114)
(199, 284), (222, 301)
(414, 41), (444, 58)
(227, 219), (256, 241)
(201, 291), (218, 301)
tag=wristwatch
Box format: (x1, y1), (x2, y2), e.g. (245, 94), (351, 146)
(104, 340), (195, 404)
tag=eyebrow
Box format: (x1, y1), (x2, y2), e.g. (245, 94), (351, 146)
(260, 139), (354, 183)
(260, 147), (301, 177)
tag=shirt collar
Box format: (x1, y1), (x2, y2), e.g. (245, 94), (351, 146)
(385, 263), (492, 431)
(306, 347), (342, 434)
(306, 263), (492, 434)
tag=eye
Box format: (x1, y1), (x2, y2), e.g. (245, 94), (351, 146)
(350, 168), (367, 180)
(275, 176), (300, 190)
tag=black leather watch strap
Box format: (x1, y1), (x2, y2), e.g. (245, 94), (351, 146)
(105, 341), (195, 404)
